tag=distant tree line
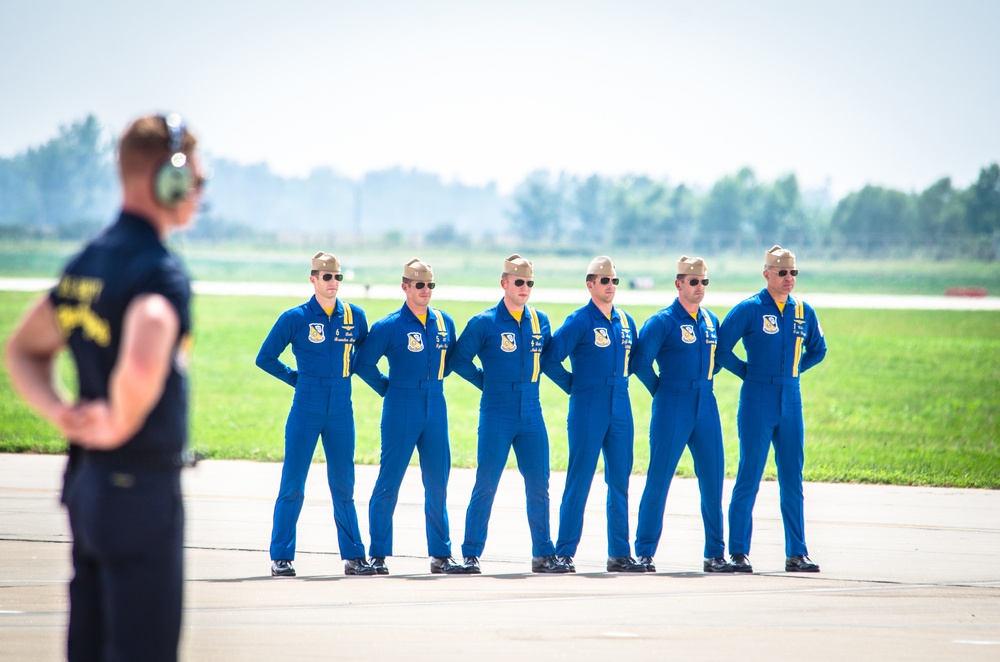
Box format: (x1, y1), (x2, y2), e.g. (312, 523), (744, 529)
(0, 115), (505, 244)
(0, 116), (118, 238)
(509, 166), (1000, 260)
(1, 115), (998, 259)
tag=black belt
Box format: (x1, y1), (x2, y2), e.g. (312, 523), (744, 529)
(80, 449), (199, 470)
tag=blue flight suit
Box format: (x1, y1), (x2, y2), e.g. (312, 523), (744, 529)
(451, 300), (568, 559)
(354, 305), (458, 558)
(631, 298), (725, 559)
(256, 295), (369, 562)
(716, 287), (827, 558)
(50, 212), (191, 661)
(547, 300), (636, 558)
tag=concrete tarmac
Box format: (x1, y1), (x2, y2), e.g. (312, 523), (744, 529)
(1, 453), (998, 661)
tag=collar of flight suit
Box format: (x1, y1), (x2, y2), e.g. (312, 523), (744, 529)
(585, 298), (622, 323)
(496, 298), (532, 323)
(399, 302), (439, 325)
(307, 294), (345, 318)
(758, 287), (797, 312)
(668, 297), (706, 325)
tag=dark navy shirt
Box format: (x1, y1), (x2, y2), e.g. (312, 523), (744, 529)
(49, 212), (192, 461)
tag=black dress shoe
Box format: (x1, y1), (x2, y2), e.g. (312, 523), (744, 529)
(344, 558), (377, 576)
(463, 556), (482, 574)
(271, 559), (295, 577)
(636, 555), (656, 572)
(430, 556), (472, 574)
(785, 555), (820, 572)
(531, 554), (571, 573)
(703, 557), (735, 573)
(607, 556), (646, 573)
(556, 556), (576, 573)
(730, 553), (753, 573)
(369, 557), (389, 575)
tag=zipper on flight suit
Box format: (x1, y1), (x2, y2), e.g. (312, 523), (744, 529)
(779, 302), (786, 377)
(422, 316), (431, 380)
(517, 313), (525, 383)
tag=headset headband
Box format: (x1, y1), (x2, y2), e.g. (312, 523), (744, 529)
(163, 113), (186, 167)
(154, 113), (192, 206)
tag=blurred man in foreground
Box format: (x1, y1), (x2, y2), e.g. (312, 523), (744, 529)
(5, 113), (205, 660)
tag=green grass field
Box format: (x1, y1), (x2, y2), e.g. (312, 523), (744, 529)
(2, 289), (998, 488)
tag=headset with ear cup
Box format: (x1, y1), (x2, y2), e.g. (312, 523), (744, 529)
(154, 113), (194, 207)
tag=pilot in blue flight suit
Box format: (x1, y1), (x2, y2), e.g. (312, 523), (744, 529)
(450, 254), (572, 574)
(256, 251), (376, 577)
(631, 256), (733, 574)
(353, 258), (472, 575)
(546, 256), (645, 573)
(716, 245), (827, 574)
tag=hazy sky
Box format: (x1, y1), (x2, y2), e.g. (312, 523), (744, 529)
(2, 0), (997, 197)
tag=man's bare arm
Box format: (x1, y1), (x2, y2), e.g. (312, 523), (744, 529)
(3, 297), (78, 436)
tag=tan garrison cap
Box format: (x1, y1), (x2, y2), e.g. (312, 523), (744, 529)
(403, 257), (434, 282)
(312, 251), (341, 272)
(677, 255), (707, 276)
(587, 256), (616, 277)
(503, 253), (534, 278)
(764, 245), (796, 268)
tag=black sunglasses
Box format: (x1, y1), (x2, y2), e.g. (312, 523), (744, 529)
(598, 277), (620, 286)
(320, 273), (344, 282)
(773, 269), (799, 277)
(413, 281), (436, 290)
(685, 278), (710, 286)
(512, 279), (534, 288)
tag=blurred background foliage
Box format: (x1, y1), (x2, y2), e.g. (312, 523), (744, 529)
(2, 115), (998, 262)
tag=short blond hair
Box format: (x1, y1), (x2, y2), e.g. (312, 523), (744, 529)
(118, 115), (197, 182)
